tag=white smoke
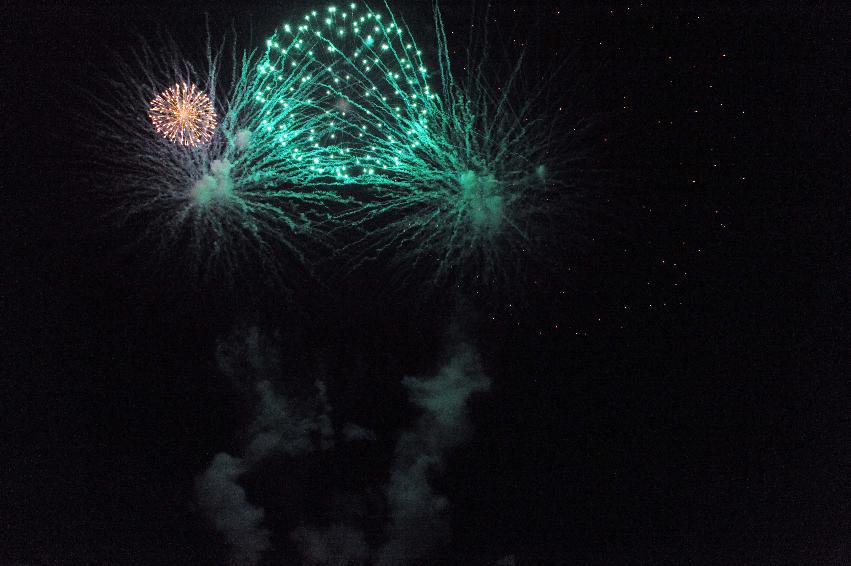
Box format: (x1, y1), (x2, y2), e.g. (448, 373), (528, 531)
(235, 128), (252, 151)
(291, 524), (369, 566)
(197, 326), (492, 566)
(376, 341), (491, 565)
(195, 453), (271, 566)
(192, 158), (234, 205)
(244, 379), (332, 463)
(341, 422), (377, 443)
(196, 326), (334, 566)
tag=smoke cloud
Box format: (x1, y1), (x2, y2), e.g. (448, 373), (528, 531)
(291, 524), (370, 566)
(341, 422), (377, 443)
(196, 326), (334, 566)
(376, 341), (491, 565)
(196, 326), (492, 565)
(195, 453), (271, 566)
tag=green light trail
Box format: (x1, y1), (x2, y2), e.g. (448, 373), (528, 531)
(255, 2), (572, 287)
(94, 2), (579, 290)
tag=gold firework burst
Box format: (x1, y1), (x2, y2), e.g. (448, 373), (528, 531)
(148, 82), (217, 146)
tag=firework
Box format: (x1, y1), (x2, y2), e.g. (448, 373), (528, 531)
(258, 3), (581, 290)
(84, 33), (349, 286)
(148, 81), (218, 146)
(87, 3), (588, 292)
(258, 3), (439, 185)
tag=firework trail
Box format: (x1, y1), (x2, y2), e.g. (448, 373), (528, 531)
(258, 2), (585, 289)
(85, 32), (348, 284)
(87, 3), (587, 290)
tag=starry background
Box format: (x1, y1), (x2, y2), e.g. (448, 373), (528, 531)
(1, 1), (848, 565)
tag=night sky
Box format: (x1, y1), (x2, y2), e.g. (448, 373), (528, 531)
(2, 1), (848, 565)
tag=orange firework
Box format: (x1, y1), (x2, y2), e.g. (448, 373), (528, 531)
(148, 82), (217, 146)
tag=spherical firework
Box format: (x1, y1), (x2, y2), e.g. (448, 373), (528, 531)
(148, 81), (218, 146)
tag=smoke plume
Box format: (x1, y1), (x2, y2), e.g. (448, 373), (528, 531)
(196, 326), (333, 566)
(376, 341), (491, 565)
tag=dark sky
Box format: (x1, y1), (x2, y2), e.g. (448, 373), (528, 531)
(2, 1), (848, 565)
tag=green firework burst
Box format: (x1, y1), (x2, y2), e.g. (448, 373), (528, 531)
(258, 2), (581, 289)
